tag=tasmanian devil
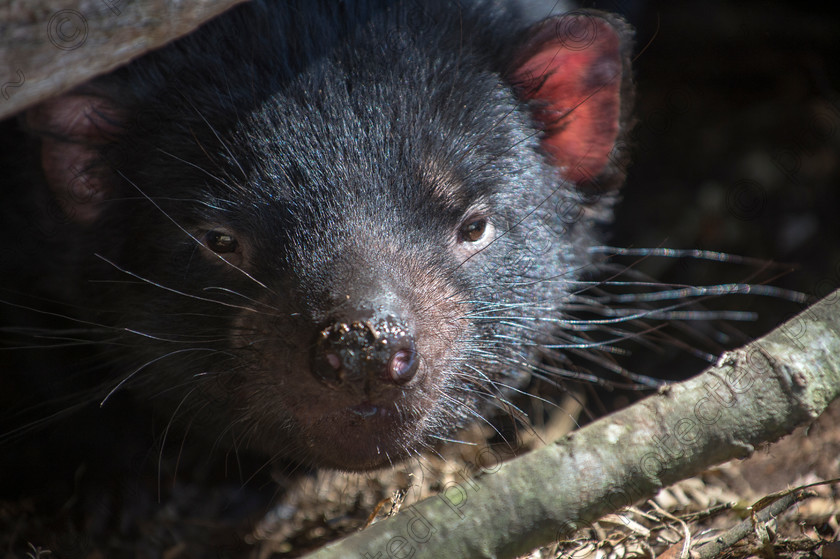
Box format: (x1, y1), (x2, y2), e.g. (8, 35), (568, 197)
(0, 0), (634, 472)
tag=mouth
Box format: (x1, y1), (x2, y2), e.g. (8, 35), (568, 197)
(293, 398), (426, 470)
(347, 401), (395, 418)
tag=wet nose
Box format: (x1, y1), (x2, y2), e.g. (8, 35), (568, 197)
(311, 315), (419, 391)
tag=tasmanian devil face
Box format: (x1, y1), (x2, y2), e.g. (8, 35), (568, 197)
(22, 2), (633, 470)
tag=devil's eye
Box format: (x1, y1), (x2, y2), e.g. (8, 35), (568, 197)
(204, 231), (239, 254)
(459, 218), (488, 243)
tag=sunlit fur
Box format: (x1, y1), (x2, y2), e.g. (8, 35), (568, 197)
(0, 1), (804, 474)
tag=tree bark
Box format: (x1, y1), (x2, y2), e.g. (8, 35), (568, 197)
(304, 288), (840, 559)
(0, 0), (246, 120)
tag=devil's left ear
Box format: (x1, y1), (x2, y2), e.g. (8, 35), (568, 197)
(508, 10), (634, 191)
(24, 90), (125, 224)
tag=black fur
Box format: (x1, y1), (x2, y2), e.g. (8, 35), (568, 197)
(1, 0), (630, 471)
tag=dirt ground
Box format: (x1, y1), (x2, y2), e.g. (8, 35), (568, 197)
(1, 0), (839, 557)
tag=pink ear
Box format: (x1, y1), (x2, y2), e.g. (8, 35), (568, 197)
(25, 93), (122, 224)
(510, 12), (630, 187)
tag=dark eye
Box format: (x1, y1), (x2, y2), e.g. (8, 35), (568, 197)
(459, 218), (487, 243)
(204, 231), (239, 254)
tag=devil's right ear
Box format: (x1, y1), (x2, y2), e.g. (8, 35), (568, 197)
(507, 10), (634, 192)
(24, 91), (124, 225)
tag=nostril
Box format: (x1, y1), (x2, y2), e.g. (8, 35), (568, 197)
(311, 315), (419, 391)
(325, 352), (342, 371)
(388, 347), (418, 385)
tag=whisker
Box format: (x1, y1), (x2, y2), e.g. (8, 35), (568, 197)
(112, 169), (271, 291)
(94, 253), (270, 316)
(100, 347), (229, 407)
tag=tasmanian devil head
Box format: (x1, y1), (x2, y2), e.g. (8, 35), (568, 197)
(22, 1), (633, 470)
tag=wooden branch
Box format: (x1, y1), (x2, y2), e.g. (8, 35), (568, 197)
(304, 288), (840, 559)
(0, 0), (246, 120)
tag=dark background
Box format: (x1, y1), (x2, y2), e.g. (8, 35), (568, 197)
(584, 0), (840, 381)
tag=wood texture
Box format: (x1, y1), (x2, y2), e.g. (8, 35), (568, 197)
(0, 0), (247, 120)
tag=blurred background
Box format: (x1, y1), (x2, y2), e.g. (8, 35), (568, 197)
(582, 0), (840, 380)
